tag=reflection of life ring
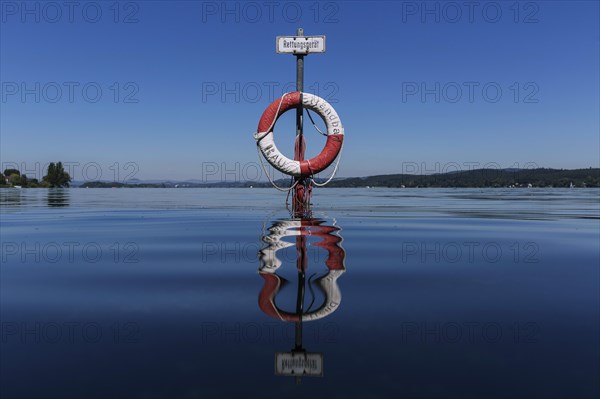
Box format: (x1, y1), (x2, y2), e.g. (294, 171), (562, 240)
(254, 92), (344, 177)
(258, 219), (345, 322)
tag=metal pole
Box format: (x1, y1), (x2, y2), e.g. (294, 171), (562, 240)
(293, 27), (305, 215)
(296, 27), (304, 138)
(294, 32), (306, 382)
(294, 227), (307, 385)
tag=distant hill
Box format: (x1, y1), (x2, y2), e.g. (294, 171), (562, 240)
(76, 168), (599, 188)
(324, 168), (600, 188)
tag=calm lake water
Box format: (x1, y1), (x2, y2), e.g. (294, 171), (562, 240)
(1, 188), (599, 399)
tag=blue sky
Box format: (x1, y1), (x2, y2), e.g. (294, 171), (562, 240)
(1, 0), (598, 181)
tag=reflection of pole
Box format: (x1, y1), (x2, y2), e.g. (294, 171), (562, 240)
(293, 27), (306, 215)
(294, 273), (305, 351)
(260, 218), (344, 380)
(294, 219), (308, 384)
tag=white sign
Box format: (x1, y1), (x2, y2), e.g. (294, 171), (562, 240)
(276, 36), (326, 54)
(275, 352), (323, 377)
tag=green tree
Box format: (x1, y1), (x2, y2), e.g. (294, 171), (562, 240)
(43, 162), (71, 187)
(3, 168), (20, 177)
(9, 174), (21, 185)
(46, 163), (56, 184)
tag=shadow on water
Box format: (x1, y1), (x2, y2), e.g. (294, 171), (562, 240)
(47, 188), (69, 207)
(257, 215), (345, 382)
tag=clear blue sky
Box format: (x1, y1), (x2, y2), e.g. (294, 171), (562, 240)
(1, 0), (598, 181)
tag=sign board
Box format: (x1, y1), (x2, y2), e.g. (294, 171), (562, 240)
(275, 352), (323, 377)
(276, 36), (326, 54)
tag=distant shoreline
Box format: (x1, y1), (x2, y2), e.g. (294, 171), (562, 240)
(3, 168), (598, 189)
(44, 168), (600, 189)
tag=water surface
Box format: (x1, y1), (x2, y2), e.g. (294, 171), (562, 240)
(1, 188), (599, 398)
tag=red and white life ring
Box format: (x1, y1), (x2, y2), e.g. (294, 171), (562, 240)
(254, 92), (344, 177)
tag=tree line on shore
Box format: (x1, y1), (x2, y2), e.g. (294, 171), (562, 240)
(3, 166), (598, 188)
(79, 168), (599, 188)
(322, 168), (600, 188)
(1, 162), (71, 188)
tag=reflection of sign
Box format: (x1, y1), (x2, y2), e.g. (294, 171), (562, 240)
(276, 36), (326, 54)
(275, 352), (323, 377)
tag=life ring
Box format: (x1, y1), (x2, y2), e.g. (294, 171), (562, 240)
(254, 92), (344, 177)
(258, 219), (345, 322)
